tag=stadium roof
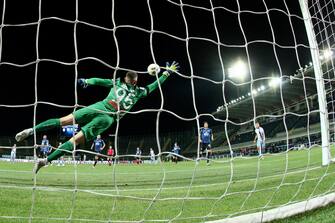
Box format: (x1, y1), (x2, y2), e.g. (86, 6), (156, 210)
(213, 65), (321, 121)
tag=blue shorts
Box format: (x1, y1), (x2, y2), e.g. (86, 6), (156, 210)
(201, 143), (211, 152)
(41, 150), (49, 155)
(257, 140), (265, 149)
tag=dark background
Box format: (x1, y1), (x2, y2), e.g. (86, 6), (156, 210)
(0, 0), (311, 138)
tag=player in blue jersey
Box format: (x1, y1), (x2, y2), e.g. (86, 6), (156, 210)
(200, 122), (214, 165)
(40, 135), (51, 159)
(91, 135), (105, 168)
(172, 142), (181, 164)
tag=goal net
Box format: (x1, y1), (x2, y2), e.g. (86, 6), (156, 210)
(0, 0), (335, 222)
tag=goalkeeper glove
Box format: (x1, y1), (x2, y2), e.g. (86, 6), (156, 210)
(163, 61), (180, 77)
(78, 78), (88, 88)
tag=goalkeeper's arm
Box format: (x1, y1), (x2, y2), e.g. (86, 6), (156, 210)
(145, 73), (169, 95)
(78, 78), (114, 88)
(145, 61), (179, 95)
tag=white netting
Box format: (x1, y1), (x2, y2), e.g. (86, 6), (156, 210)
(0, 0), (335, 222)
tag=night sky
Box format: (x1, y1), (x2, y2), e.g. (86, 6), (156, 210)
(0, 0), (312, 137)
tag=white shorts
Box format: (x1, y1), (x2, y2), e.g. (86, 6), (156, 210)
(257, 140), (265, 149)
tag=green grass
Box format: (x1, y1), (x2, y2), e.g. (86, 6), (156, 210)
(1, 147), (335, 222)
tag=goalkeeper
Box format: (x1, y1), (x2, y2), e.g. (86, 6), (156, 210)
(15, 62), (179, 173)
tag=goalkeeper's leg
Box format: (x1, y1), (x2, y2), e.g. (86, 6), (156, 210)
(15, 114), (75, 142)
(34, 131), (85, 174)
(34, 114), (115, 174)
(16, 102), (110, 142)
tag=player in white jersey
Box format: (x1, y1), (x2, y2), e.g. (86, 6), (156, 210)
(135, 147), (142, 164)
(149, 148), (155, 164)
(10, 144), (16, 163)
(253, 121), (265, 158)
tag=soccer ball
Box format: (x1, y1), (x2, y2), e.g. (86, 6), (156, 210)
(147, 64), (161, 76)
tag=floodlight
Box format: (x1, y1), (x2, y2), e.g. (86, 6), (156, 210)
(228, 60), (248, 81)
(269, 77), (282, 88)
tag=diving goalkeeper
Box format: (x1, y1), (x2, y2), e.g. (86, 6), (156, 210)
(15, 62), (179, 173)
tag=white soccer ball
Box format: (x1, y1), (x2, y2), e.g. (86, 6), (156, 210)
(147, 64), (161, 76)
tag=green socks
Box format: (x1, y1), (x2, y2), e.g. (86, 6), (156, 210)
(47, 141), (74, 162)
(34, 118), (61, 133)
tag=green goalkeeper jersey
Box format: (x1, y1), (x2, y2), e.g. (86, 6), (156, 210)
(85, 74), (169, 113)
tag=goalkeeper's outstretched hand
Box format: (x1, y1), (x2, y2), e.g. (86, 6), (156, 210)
(164, 61), (180, 76)
(78, 78), (88, 88)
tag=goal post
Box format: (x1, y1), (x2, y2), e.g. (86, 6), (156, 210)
(299, 0), (331, 166)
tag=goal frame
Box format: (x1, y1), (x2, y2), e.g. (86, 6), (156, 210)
(299, 0), (331, 166)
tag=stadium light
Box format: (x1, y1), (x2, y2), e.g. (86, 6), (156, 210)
(252, 89), (258, 95)
(228, 60), (248, 81)
(269, 77), (282, 88)
(323, 49), (333, 59)
(309, 62), (313, 66)
(247, 92), (251, 96)
(320, 49), (333, 61)
(260, 85), (265, 91)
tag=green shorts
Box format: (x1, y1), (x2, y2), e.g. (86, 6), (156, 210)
(73, 102), (115, 142)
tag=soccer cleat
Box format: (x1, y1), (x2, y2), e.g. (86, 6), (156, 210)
(33, 159), (47, 174)
(15, 128), (33, 142)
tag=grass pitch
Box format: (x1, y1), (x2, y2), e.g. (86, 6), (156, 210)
(1, 147), (335, 222)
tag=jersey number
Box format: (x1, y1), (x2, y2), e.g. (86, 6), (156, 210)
(117, 88), (135, 110)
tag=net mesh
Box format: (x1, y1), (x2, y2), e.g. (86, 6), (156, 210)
(0, 0), (335, 222)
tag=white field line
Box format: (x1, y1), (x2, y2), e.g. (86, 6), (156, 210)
(0, 165), (323, 193)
